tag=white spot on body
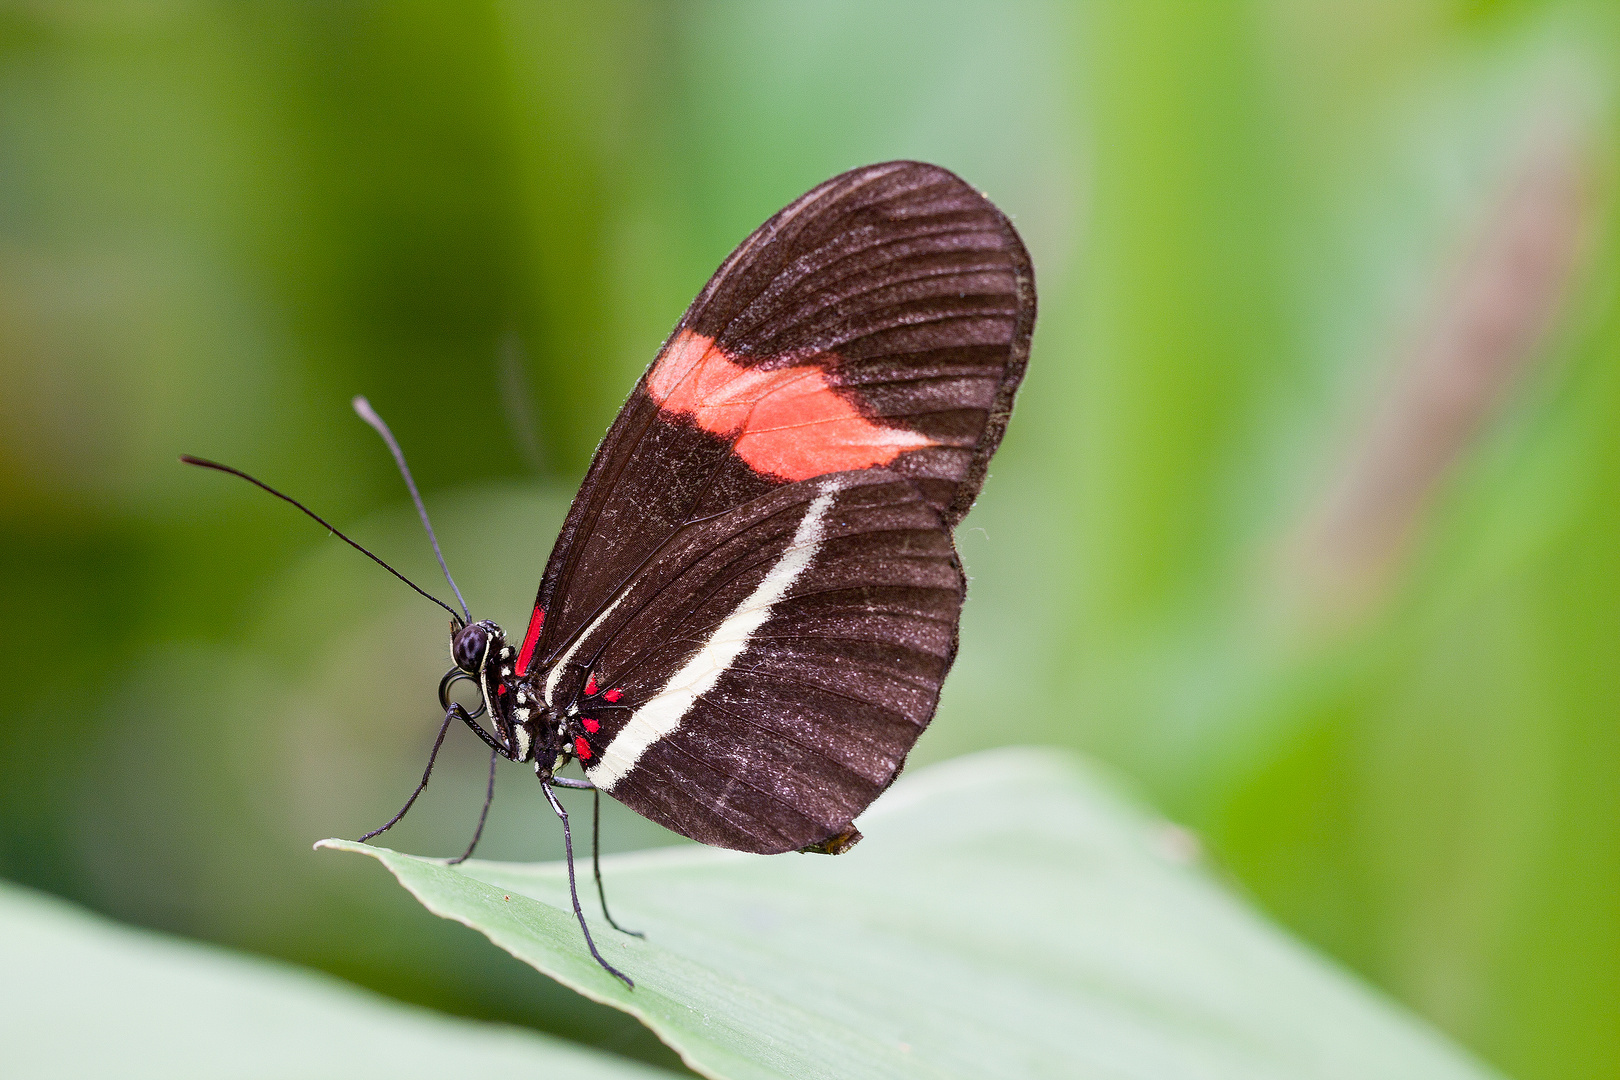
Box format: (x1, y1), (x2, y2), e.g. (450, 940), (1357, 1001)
(588, 484), (841, 791)
(513, 724), (532, 761)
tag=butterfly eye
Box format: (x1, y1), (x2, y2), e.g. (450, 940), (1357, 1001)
(451, 622), (491, 673)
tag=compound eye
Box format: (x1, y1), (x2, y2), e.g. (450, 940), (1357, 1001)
(451, 623), (491, 673)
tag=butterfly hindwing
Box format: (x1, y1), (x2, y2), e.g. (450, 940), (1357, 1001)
(550, 470), (962, 853)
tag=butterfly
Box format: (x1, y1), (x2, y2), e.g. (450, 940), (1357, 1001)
(187, 161), (1035, 987)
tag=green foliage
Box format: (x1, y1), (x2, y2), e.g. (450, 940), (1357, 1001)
(0, 879), (674, 1078)
(324, 750), (1500, 1080)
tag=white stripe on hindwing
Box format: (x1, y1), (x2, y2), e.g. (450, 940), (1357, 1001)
(587, 482), (842, 791)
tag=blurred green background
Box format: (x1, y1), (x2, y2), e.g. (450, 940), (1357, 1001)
(1, 2), (1616, 1077)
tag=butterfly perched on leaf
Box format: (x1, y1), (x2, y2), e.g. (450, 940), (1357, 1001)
(186, 160), (1035, 986)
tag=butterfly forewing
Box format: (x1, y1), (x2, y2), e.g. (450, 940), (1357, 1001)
(520, 161), (1034, 851)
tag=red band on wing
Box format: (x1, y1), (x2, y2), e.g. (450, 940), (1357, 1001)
(646, 330), (934, 481)
(515, 607), (544, 675)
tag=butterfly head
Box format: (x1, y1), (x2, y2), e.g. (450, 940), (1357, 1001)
(451, 619), (503, 674)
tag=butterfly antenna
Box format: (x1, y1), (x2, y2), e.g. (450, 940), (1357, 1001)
(351, 396), (472, 624)
(179, 455), (465, 626)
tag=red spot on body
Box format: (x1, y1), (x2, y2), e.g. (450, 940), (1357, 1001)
(574, 737), (592, 760)
(582, 717), (599, 733)
(496, 683), (508, 697)
(603, 688), (623, 703)
(516, 607), (544, 675)
(584, 672), (598, 696)
(646, 330), (934, 481)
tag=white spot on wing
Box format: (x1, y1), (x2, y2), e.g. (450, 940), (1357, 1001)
(588, 483), (841, 791)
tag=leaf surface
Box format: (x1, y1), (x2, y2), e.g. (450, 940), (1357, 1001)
(322, 748), (1501, 1080)
(0, 880), (676, 1079)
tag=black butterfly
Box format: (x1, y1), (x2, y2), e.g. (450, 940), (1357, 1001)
(188, 161), (1035, 987)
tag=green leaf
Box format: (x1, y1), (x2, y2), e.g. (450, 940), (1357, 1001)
(321, 748), (1500, 1080)
(0, 879), (677, 1079)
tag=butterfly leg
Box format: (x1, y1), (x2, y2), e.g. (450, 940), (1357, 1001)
(452, 705), (508, 757)
(539, 778), (642, 936)
(360, 705), (457, 843)
(541, 780), (633, 989)
(591, 788), (644, 937)
(448, 747), (498, 865)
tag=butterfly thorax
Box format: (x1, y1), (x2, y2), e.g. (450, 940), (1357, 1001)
(449, 619), (561, 769)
